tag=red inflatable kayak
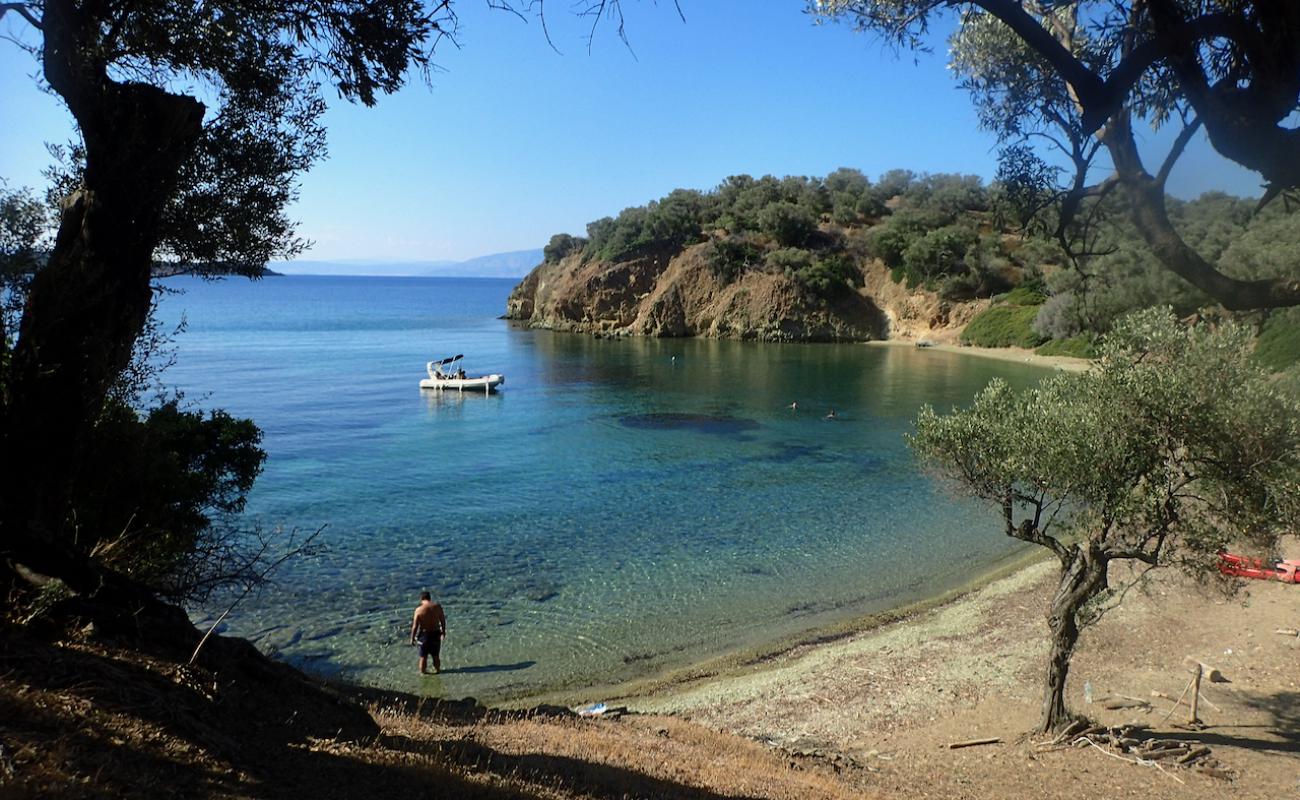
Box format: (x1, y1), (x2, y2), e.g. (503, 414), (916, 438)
(1218, 552), (1300, 584)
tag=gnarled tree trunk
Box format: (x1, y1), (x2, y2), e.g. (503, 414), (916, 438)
(0, 0), (204, 597)
(1040, 547), (1109, 733)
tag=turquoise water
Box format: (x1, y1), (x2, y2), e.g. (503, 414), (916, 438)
(157, 275), (1045, 702)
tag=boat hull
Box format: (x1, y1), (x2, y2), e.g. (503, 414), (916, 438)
(1218, 552), (1300, 584)
(419, 374), (505, 393)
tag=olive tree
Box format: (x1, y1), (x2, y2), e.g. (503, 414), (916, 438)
(811, 1), (1300, 311)
(910, 308), (1300, 732)
(0, 0), (632, 611)
(0, 0), (458, 612)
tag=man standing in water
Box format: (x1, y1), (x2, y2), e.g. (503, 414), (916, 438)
(409, 591), (447, 674)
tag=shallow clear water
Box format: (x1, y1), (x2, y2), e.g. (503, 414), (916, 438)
(157, 275), (1046, 701)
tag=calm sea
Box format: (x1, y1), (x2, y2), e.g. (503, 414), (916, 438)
(156, 275), (1045, 702)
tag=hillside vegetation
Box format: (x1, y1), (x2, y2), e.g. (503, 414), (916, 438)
(512, 168), (1300, 369)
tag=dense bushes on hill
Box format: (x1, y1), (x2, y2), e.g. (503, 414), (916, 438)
(1033, 193), (1300, 346)
(962, 305), (1045, 348)
(705, 235), (764, 283)
(765, 248), (862, 298)
(558, 168), (1009, 301)
(539, 169), (1300, 356)
(586, 188), (708, 262)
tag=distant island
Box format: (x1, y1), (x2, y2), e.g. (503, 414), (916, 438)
(271, 248), (544, 278)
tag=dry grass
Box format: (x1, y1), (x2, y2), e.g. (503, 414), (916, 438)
(370, 710), (867, 800)
(0, 629), (872, 799)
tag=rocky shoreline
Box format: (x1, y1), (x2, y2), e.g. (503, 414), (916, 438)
(506, 241), (986, 344)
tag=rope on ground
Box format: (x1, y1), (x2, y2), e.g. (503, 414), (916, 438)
(1079, 736), (1185, 785)
(1157, 678), (1194, 725)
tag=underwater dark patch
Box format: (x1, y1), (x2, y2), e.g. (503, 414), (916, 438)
(759, 443), (829, 464)
(619, 412), (760, 436)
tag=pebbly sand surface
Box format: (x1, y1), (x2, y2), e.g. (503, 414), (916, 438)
(866, 339), (1093, 373)
(616, 547), (1300, 799)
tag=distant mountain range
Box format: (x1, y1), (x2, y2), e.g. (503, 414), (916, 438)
(271, 248), (543, 278)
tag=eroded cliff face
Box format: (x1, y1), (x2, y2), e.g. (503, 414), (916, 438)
(858, 260), (990, 344)
(505, 241), (978, 343)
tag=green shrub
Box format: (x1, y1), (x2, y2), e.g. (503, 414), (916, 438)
(758, 201), (818, 247)
(961, 304), (1046, 348)
(864, 224), (916, 268)
(1275, 364), (1300, 399)
(706, 237), (763, 283)
(939, 271), (982, 301)
(1036, 336), (1099, 359)
(765, 247), (813, 273)
(1001, 286), (1047, 306)
(902, 224), (979, 283)
(1255, 308), (1300, 372)
(71, 399), (266, 600)
(543, 233), (586, 263)
(789, 253), (860, 298)
(583, 191), (705, 261)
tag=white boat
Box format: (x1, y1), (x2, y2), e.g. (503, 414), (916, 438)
(419, 354), (505, 394)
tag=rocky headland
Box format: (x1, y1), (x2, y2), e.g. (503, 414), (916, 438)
(505, 236), (987, 344)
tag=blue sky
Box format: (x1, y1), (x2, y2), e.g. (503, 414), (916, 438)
(0, 1), (1260, 265)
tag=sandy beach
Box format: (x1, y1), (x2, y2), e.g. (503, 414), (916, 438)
(613, 548), (1300, 799)
(867, 339), (1093, 373)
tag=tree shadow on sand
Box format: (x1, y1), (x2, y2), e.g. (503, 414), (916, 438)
(1157, 689), (1300, 755)
(3, 633), (765, 799)
(377, 735), (765, 800)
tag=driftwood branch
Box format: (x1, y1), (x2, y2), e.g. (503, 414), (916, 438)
(188, 525), (327, 666)
(948, 737), (1002, 749)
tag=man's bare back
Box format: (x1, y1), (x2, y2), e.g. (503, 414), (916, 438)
(412, 599), (445, 637)
(409, 592), (446, 674)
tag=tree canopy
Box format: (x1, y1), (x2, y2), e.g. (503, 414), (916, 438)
(911, 307), (1300, 731)
(0, 1), (459, 615)
(812, 1), (1300, 311)
(4, 0), (459, 276)
(0, 0), (644, 620)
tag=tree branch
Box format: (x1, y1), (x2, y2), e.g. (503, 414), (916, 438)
(1012, 516), (1070, 565)
(1146, 0), (1300, 203)
(1103, 547), (1159, 565)
(1092, 13), (1239, 134)
(189, 525), (326, 666)
(969, 0), (1104, 115)
(0, 2), (41, 30)
(1102, 114), (1300, 309)
(1155, 117), (1201, 189)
